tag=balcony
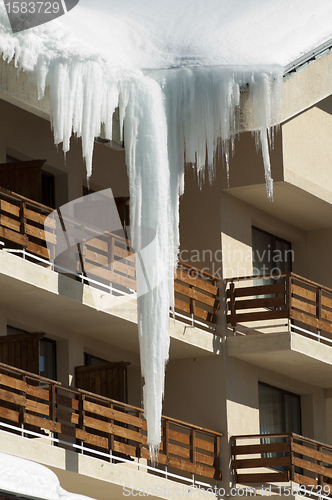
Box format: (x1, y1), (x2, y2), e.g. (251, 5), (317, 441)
(226, 273), (332, 386)
(0, 187), (219, 332)
(0, 362), (222, 485)
(232, 433), (332, 496)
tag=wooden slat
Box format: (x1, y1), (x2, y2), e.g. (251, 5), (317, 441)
(227, 309), (288, 324)
(0, 405), (20, 423)
(168, 456), (216, 479)
(169, 428), (190, 446)
(293, 472), (318, 487)
(0, 214), (20, 232)
(26, 384), (50, 400)
(113, 245), (135, 263)
(24, 208), (56, 229)
(112, 260), (136, 279)
(141, 447), (168, 465)
(175, 298), (190, 314)
(196, 437), (215, 453)
(176, 269), (218, 295)
(25, 223), (57, 244)
(293, 456), (332, 479)
(232, 442), (290, 455)
(196, 451), (215, 467)
(112, 409), (143, 428)
(231, 295), (285, 311)
(85, 237), (109, 253)
(84, 248), (108, 267)
(114, 440), (137, 457)
(292, 442), (332, 466)
(84, 400), (112, 418)
(84, 249), (136, 278)
(236, 472), (289, 484)
(0, 373), (26, 392)
(321, 308), (332, 323)
(292, 297), (316, 315)
(26, 241), (50, 259)
(291, 283), (316, 302)
(0, 226), (28, 246)
(88, 265), (137, 291)
(174, 298), (216, 323)
(24, 414), (60, 433)
(229, 283), (285, 298)
(174, 281), (216, 307)
(0, 387), (25, 406)
(290, 309), (332, 333)
(0, 199), (20, 217)
(113, 424), (142, 443)
(321, 319), (332, 336)
(232, 455), (291, 469)
(322, 295), (332, 310)
(26, 399), (49, 416)
(168, 442), (190, 459)
(84, 431), (108, 449)
(84, 415), (111, 433)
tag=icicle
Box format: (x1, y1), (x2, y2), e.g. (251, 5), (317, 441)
(121, 75), (172, 456)
(44, 62), (283, 456)
(0, 19), (284, 454)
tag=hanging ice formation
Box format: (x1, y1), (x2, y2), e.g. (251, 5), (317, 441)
(0, 30), (283, 456)
(46, 62), (283, 457)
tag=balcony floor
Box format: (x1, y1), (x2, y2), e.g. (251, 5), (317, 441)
(0, 430), (207, 500)
(0, 249), (221, 360)
(227, 329), (332, 387)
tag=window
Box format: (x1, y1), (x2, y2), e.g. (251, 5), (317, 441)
(259, 382), (301, 436)
(259, 382), (302, 470)
(252, 227), (292, 278)
(40, 338), (57, 380)
(41, 171), (55, 208)
(84, 352), (109, 366)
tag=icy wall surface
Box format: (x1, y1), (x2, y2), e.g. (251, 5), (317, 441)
(1, 0), (331, 454)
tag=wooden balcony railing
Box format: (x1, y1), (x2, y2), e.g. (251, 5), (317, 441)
(0, 362), (222, 481)
(0, 187), (219, 328)
(232, 433), (332, 495)
(226, 273), (332, 343)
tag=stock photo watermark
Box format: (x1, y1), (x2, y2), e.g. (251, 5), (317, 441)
(3, 0), (79, 32)
(123, 484), (331, 498)
(178, 247), (294, 280)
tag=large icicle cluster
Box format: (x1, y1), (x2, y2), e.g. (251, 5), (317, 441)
(50, 63), (283, 454)
(0, 2), (284, 456)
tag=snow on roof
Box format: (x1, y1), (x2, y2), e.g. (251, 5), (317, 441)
(0, 452), (95, 500)
(1, 0), (332, 71)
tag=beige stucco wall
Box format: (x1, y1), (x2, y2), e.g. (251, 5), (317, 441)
(307, 228), (332, 289)
(282, 95), (332, 205)
(0, 99), (128, 206)
(220, 190), (308, 280)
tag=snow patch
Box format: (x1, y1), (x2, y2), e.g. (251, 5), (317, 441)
(0, 452), (95, 500)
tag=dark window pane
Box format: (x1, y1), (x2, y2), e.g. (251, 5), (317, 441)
(40, 339), (56, 380)
(285, 393), (301, 434)
(259, 383), (283, 435)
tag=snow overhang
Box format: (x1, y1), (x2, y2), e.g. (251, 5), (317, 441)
(2, 41), (332, 145)
(239, 44), (332, 131)
(0, 58), (124, 150)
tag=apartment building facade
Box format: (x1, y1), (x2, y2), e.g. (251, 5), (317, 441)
(0, 38), (332, 500)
